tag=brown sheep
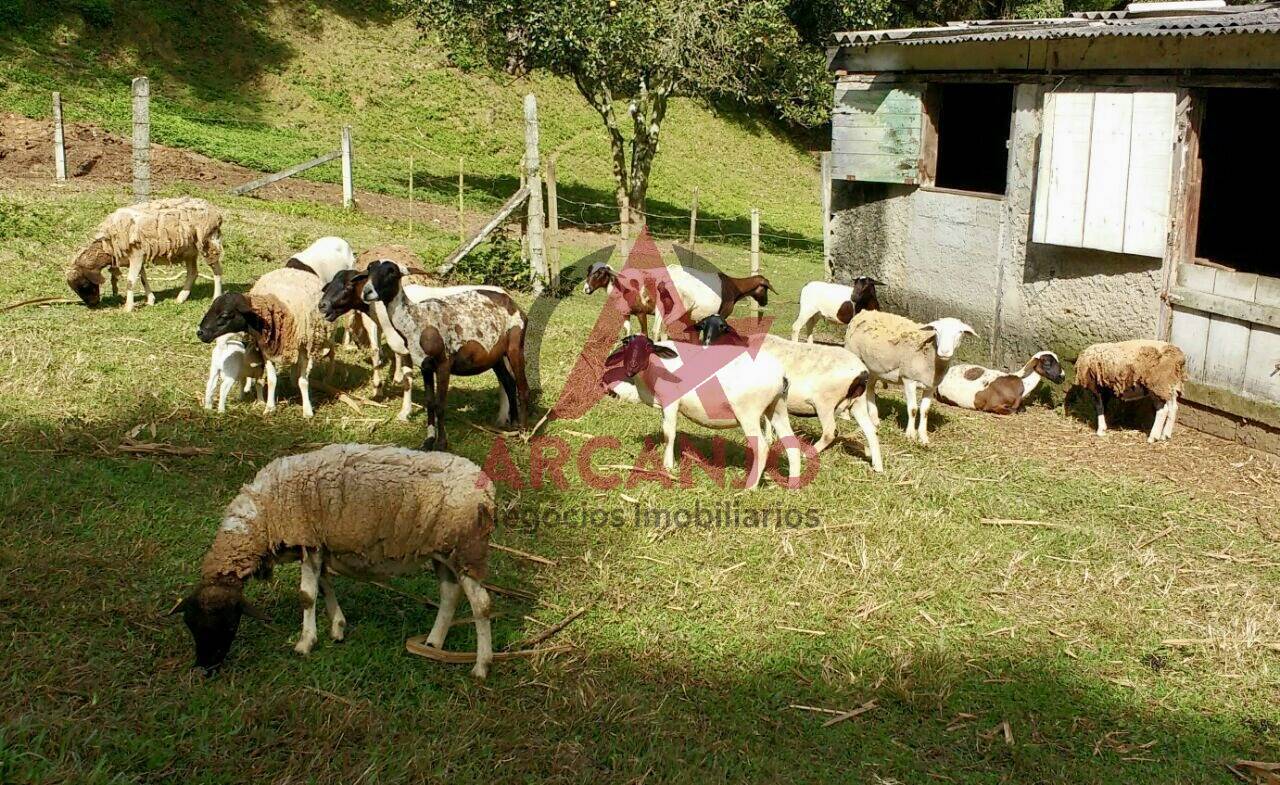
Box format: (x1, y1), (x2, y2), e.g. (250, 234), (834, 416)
(1074, 339), (1187, 443)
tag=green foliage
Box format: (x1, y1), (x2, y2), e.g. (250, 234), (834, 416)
(447, 228), (530, 291)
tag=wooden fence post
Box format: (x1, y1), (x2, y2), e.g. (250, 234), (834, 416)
(620, 194), (632, 259)
(518, 155), (528, 263)
(688, 188), (698, 250)
(546, 155), (560, 291)
(341, 126), (354, 209)
(751, 207), (761, 319)
(457, 156), (465, 244)
(524, 94), (546, 293)
(131, 77), (150, 203)
(52, 92), (67, 182)
(821, 151), (832, 279)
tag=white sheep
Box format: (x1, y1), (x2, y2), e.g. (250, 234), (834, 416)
(197, 268), (333, 417)
(282, 236), (356, 283)
(844, 311), (976, 445)
(202, 333), (264, 413)
(937, 351), (1065, 414)
(791, 277), (881, 342)
(1074, 339), (1187, 442)
(602, 334), (800, 490)
(174, 444), (497, 679)
(65, 196), (224, 311)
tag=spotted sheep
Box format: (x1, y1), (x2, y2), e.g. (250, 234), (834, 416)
(174, 444), (498, 679)
(359, 260), (529, 450)
(937, 351), (1065, 415)
(791, 277), (882, 342)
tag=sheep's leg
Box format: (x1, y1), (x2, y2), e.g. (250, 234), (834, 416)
(493, 359), (517, 428)
(297, 350), (315, 418)
(458, 574), (493, 681)
(203, 360), (220, 410)
(176, 258), (197, 304)
(791, 311), (814, 342)
(917, 386), (935, 447)
(902, 380), (921, 442)
(1162, 396), (1179, 440)
(356, 312), (382, 392)
(1092, 390), (1108, 436)
(766, 402), (801, 485)
(205, 232), (224, 299)
(814, 404), (838, 453)
(850, 394), (883, 472)
(217, 376), (235, 413)
(139, 266), (155, 306)
(123, 252), (144, 311)
(425, 560), (461, 649)
(1149, 398), (1171, 444)
(108, 265), (120, 297)
(420, 360), (440, 450)
(319, 572), (346, 642)
(739, 416), (767, 490)
(661, 406), (679, 472)
(430, 362), (452, 451)
(264, 360), (279, 414)
(398, 357), (414, 422)
(637, 313), (649, 338)
(506, 331), (531, 429)
(295, 548), (321, 655)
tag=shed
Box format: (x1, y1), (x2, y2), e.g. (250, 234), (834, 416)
(823, 0), (1280, 449)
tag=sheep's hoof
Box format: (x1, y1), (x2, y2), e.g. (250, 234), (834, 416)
(470, 663), (489, 681)
(293, 637), (316, 655)
(175, 291), (190, 304)
(330, 621), (346, 642)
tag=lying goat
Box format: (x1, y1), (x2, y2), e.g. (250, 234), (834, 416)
(937, 351), (1064, 414)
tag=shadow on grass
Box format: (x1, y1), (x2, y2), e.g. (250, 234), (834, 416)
(1063, 385), (1160, 437)
(0, 405), (1270, 782)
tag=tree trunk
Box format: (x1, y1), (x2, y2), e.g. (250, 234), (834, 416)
(572, 70), (629, 224)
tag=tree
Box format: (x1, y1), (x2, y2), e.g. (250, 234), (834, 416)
(416, 0), (832, 223)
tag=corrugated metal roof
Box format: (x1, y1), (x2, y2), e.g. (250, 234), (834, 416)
(834, 2), (1280, 46)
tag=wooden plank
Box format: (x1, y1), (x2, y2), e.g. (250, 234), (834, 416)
(341, 126), (354, 209)
(1169, 284), (1280, 331)
(1082, 92), (1133, 253)
(831, 153), (918, 184)
(524, 93), (546, 292)
(1031, 89), (1057, 244)
(1203, 270), (1258, 391)
(52, 92), (66, 181)
(1243, 277), (1280, 402)
(832, 124), (922, 143)
(229, 149), (342, 196)
(131, 76), (150, 203)
(1041, 92), (1093, 248)
(820, 153), (832, 277)
(830, 84), (924, 185)
(918, 84), (940, 186)
(1183, 380), (1280, 430)
(1171, 263), (1217, 380)
(436, 186), (530, 276)
(1121, 92), (1177, 257)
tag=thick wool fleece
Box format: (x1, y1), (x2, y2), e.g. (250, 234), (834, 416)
(1075, 340), (1187, 401)
(247, 268), (331, 367)
(66, 197), (222, 281)
(202, 444), (495, 584)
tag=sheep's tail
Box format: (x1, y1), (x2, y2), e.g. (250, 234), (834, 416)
(838, 370), (871, 414)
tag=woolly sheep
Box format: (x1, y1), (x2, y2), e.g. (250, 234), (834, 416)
(937, 351), (1065, 415)
(174, 444), (497, 678)
(844, 311), (976, 445)
(1074, 339), (1187, 443)
(196, 268), (333, 417)
(791, 277), (881, 342)
(65, 196), (224, 311)
(202, 333), (264, 413)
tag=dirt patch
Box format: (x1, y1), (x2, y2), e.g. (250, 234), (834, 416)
(0, 112), (609, 242)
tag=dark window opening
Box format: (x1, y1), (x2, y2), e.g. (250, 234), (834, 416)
(932, 83), (1015, 196)
(1193, 87), (1279, 276)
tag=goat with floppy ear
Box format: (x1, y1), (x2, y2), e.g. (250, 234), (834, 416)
(792, 277), (882, 342)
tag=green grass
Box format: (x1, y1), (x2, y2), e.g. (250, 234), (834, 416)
(0, 182), (1277, 783)
(0, 0), (822, 249)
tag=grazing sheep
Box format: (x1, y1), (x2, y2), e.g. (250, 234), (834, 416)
(601, 334), (800, 490)
(202, 333), (264, 413)
(282, 236), (356, 283)
(174, 443), (497, 678)
(196, 268), (333, 418)
(65, 196), (224, 311)
(938, 351), (1065, 415)
(1074, 339), (1187, 442)
(791, 277), (882, 342)
(844, 311), (976, 445)
(361, 261), (529, 450)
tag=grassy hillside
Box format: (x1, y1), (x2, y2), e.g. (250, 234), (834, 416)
(0, 0), (822, 245)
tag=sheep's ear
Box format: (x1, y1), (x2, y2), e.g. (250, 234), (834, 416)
(652, 345), (679, 359)
(85, 268), (106, 286)
(870, 278), (886, 287)
(236, 302), (265, 333)
(168, 594), (194, 616)
(918, 327), (938, 350)
(960, 323), (977, 337)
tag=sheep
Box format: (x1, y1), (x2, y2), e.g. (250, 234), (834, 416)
(65, 196), (224, 311)
(360, 261), (530, 450)
(1074, 339), (1187, 443)
(282, 236), (356, 283)
(319, 269), (507, 421)
(173, 443), (497, 679)
(937, 351), (1065, 415)
(582, 262), (776, 339)
(196, 268), (333, 418)
(694, 315), (882, 470)
(202, 333), (264, 413)
(791, 277), (882, 342)
(843, 310), (976, 445)
(601, 334), (801, 490)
